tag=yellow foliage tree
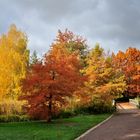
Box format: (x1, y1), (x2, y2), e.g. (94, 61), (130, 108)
(83, 44), (126, 104)
(0, 24), (29, 100)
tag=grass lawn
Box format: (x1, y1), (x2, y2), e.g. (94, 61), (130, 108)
(0, 114), (111, 140)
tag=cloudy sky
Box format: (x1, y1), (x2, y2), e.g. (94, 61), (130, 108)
(0, 0), (140, 56)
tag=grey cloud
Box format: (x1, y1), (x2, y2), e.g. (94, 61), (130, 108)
(0, 0), (140, 55)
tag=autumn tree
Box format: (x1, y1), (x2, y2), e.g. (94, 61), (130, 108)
(49, 29), (88, 110)
(21, 44), (84, 122)
(0, 24), (29, 99)
(114, 47), (140, 96)
(83, 44), (126, 104)
(55, 29), (88, 66)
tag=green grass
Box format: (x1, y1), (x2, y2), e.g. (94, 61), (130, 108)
(0, 114), (111, 140)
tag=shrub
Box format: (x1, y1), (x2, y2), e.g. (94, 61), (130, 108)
(0, 115), (29, 122)
(73, 104), (114, 115)
(0, 99), (26, 115)
(73, 96), (115, 115)
(59, 110), (76, 118)
(52, 110), (76, 119)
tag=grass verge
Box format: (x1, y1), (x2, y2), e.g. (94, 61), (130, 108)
(0, 114), (111, 140)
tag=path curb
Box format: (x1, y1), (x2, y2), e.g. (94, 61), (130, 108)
(75, 114), (114, 140)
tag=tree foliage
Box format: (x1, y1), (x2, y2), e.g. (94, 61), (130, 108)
(30, 50), (38, 65)
(55, 29), (88, 66)
(21, 44), (85, 122)
(0, 24), (29, 99)
(83, 44), (126, 104)
(1, 25), (140, 121)
(114, 48), (140, 96)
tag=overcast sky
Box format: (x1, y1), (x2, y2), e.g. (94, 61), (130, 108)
(0, 0), (140, 56)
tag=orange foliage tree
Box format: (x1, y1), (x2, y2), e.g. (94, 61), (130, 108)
(114, 47), (140, 96)
(52, 29), (88, 109)
(20, 44), (84, 122)
(55, 29), (88, 66)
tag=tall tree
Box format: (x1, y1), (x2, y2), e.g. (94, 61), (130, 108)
(55, 29), (88, 66)
(114, 47), (140, 96)
(83, 44), (126, 104)
(0, 24), (29, 99)
(21, 44), (84, 122)
(53, 29), (88, 108)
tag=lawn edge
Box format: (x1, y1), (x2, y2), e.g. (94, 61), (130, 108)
(75, 114), (114, 140)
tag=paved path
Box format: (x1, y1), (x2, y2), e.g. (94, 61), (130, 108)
(78, 102), (140, 140)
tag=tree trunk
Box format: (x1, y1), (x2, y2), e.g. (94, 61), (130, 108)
(47, 71), (55, 122)
(48, 94), (52, 122)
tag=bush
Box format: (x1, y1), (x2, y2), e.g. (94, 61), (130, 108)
(59, 110), (76, 118)
(0, 115), (29, 122)
(0, 99), (26, 115)
(73, 97), (115, 115)
(74, 104), (114, 115)
(52, 110), (76, 119)
(53, 95), (115, 119)
(54, 99), (114, 119)
(0, 99), (29, 122)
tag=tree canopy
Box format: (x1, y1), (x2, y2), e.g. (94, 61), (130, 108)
(0, 25), (29, 99)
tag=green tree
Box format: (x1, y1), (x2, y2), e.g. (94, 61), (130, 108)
(30, 50), (38, 65)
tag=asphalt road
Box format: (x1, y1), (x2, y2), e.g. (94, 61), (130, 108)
(78, 103), (140, 140)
